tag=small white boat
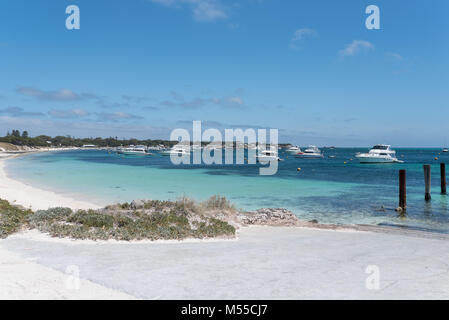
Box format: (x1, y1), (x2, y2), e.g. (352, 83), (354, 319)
(256, 149), (282, 162)
(296, 146), (323, 158)
(204, 144), (222, 151)
(160, 146), (190, 156)
(356, 145), (403, 163)
(286, 146), (302, 155)
(119, 145), (150, 155)
(443, 148), (449, 153)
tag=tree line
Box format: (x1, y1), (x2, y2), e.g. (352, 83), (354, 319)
(0, 130), (175, 148)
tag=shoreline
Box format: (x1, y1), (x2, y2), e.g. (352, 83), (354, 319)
(0, 151), (101, 211)
(1, 149), (449, 240)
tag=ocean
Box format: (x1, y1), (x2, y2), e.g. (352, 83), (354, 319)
(6, 148), (449, 233)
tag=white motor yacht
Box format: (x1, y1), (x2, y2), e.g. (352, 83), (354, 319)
(160, 146), (190, 156)
(119, 145), (150, 155)
(356, 145), (403, 163)
(256, 149), (282, 162)
(285, 146), (302, 155)
(296, 146), (323, 158)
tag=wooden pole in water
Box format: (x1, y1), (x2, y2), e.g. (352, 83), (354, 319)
(441, 163), (447, 195)
(399, 169), (406, 210)
(423, 164), (431, 201)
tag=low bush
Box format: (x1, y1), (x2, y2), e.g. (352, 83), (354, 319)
(0, 199), (32, 239)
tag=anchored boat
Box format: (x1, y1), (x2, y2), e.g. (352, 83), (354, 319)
(285, 146), (302, 155)
(160, 146), (190, 156)
(296, 146), (323, 158)
(118, 145), (151, 155)
(356, 145), (403, 163)
(256, 149), (282, 162)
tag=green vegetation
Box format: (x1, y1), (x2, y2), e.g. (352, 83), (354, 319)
(0, 199), (33, 239)
(0, 196), (237, 241)
(0, 129), (176, 148)
(0, 129), (292, 148)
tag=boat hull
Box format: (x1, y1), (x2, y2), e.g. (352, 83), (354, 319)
(121, 151), (147, 156)
(160, 151), (190, 156)
(296, 154), (323, 158)
(256, 156), (281, 162)
(356, 156), (398, 163)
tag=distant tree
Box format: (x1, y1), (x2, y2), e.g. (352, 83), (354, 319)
(22, 131), (29, 138)
(12, 130), (20, 137)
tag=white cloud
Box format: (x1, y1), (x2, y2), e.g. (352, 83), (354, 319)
(290, 28), (318, 49)
(385, 52), (403, 60)
(228, 96), (243, 106)
(49, 108), (89, 119)
(339, 40), (374, 57)
(161, 92), (245, 109)
(17, 86), (79, 102)
(0, 106), (44, 117)
(292, 28), (317, 41)
(95, 111), (144, 122)
(150, 0), (227, 22)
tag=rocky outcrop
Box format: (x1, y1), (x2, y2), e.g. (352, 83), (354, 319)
(237, 208), (300, 226)
(129, 199), (145, 210)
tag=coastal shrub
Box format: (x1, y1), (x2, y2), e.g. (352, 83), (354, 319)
(202, 195), (236, 211)
(116, 215), (133, 227)
(10, 196), (237, 241)
(120, 202), (130, 210)
(0, 199), (32, 238)
(175, 196), (198, 214)
(193, 218), (236, 238)
(33, 207), (73, 222)
(143, 200), (173, 210)
(67, 210), (114, 228)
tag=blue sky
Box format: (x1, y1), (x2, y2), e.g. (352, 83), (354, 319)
(0, 0), (448, 146)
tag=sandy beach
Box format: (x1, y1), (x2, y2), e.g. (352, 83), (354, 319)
(2, 227), (449, 299)
(0, 240), (136, 300)
(1, 151), (449, 299)
(0, 153), (101, 211)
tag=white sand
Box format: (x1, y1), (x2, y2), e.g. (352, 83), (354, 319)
(0, 156), (100, 211)
(0, 243), (136, 299)
(2, 227), (449, 299)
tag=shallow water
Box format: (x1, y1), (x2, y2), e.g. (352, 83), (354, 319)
(6, 148), (449, 233)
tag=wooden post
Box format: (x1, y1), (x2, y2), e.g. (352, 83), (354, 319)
(424, 164), (431, 201)
(441, 163), (447, 195)
(399, 169), (406, 210)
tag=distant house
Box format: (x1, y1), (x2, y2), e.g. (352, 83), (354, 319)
(82, 144), (97, 148)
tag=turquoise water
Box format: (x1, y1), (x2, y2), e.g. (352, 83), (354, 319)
(6, 149), (449, 233)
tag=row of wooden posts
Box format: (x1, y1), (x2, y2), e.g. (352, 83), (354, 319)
(398, 163), (447, 210)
